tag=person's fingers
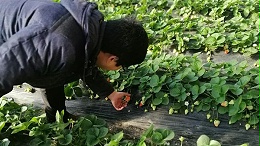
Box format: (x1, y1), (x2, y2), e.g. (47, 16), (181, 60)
(124, 93), (131, 96)
(115, 105), (124, 111)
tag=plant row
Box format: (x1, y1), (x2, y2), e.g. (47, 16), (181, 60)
(0, 97), (250, 146)
(104, 53), (259, 129)
(91, 0), (259, 56)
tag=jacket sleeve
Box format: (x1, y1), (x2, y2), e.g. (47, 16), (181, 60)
(0, 25), (46, 97)
(84, 67), (114, 98)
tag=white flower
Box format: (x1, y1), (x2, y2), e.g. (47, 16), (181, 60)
(184, 101), (189, 106)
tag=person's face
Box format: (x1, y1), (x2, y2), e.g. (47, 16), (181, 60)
(96, 51), (122, 71)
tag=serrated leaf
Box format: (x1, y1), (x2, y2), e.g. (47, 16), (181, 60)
(98, 127), (108, 138)
(211, 85), (221, 98)
(93, 118), (106, 127)
(142, 124), (154, 137)
(64, 86), (73, 97)
(248, 115), (259, 125)
(86, 135), (99, 146)
(161, 96), (169, 105)
(229, 105), (239, 116)
(229, 113), (242, 124)
(58, 134), (72, 145)
(205, 36), (217, 45)
(152, 97), (162, 106)
(254, 76), (259, 84)
(197, 135), (210, 146)
(86, 127), (99, 138)
(21, 106), (28, 113)
(151, 132), (163, 144)
(149, 75), (159, 87)
(111, 131), (124, 142)
(73, 87), (83, 97)
(218, 106), (228, 114)
(162, 130), (175, 141)
(255, 19), (260, 28)
(170, 88), (181, 97)
(0, 122), (5, 132)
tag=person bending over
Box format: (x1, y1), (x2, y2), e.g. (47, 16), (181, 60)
(0, 0), (149, 122)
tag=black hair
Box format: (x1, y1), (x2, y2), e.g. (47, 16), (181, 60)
(101, 17), (149, 67)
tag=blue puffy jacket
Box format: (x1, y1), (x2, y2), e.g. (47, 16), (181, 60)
(0, 0), (114, 97)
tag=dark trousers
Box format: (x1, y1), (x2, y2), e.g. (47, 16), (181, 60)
(40, 86), (69, 122)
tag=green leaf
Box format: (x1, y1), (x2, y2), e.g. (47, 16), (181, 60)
(0, 138), (10, 146)
(255, 19), (260, 28)
(218, 106), (228, 114)
(229, 85), (243, 95)
(0, 122), (5, 132)
(243, 7), (250, 17)
(179, 93), (187, 101)
(86, 127), (99, 138)
(162, 96), (169, 105)
(172, 103), (181, 110)
(21, 106), (28, 113)
(210, 77), (220, 85)
(197, 68), (205, 77)
(86, 135), (99, 146)
(236, 76), (251, 86)
(242, 90), (259, 99)
(254, 76), (259, 84)
(73, 87), (83, 97)
(217, 36), (225, 44)
(98, 127), (108, 138)
(140, 76), (150, 83)
(202, 104), (210, 111)
(221, 85), (229, 94)
(58, 134), (72, 145)
(149, 75), (159, 87)
(159, 75), (167, 83)
(209, 140), (221, 146)
(229, 104), (240, 116)
(152, 97), (162, 106)
(238, 102), (247, 113)
(142, 124), (154, 138)
(111, 131), (124, 142)
(229, 113), (242, 124)
(199, 85), (207, 94)
(216, 95), (225, 103)
(64, 86), (73, 97)
(151, 132), (163, 144)
(197, 135), (210, 146)
(248, 114), (259, 125)
(56, 110), (64, 123)
(211, 85), (221, 98)
(81, 118), (93, 129)
(205, 36), (217, 45)
(11, 122), (31, 134)
(85, 115), (97, 123)
(162, 129), (175, 141)
(93, 118), (106, 127)
(170, 88), (181, 97)
(153, 85), (162, 93)
(191, 85), (199, 96)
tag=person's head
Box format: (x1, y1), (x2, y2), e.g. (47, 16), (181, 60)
(96, 17), (149, 70)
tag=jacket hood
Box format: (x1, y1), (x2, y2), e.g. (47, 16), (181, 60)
(60, 0), (106, 69)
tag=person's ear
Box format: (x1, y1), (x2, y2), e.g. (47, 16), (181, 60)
(108, 55), (118, 63)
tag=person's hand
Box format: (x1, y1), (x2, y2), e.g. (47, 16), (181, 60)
(108, 91), (131, 110)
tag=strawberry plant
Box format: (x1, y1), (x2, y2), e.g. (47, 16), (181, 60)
(0, 97), (254, 145)
(0, 97), (176, 145)
(91, 0), (259, 56)
(105, 53), (259, 129)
